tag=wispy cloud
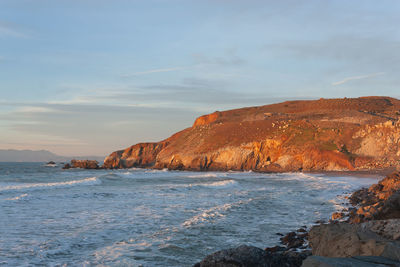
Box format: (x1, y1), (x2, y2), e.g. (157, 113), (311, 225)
(192, 51), (246, 66)
(332, 72), (385, 86)
(0, 22), (28, 38)
(121, 67), (184, 77)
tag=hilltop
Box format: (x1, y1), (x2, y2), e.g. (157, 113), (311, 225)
(103, 96), (400, 172)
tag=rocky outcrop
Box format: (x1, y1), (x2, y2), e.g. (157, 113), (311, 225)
(303, 171), (400, 266)
(308, 220), (400, 261)
(348, 172), (400, 223)
(302, 255), (400, 267)
(194, 245), (309, 267)
(104, 97), (400, 171)
(67, 159), (100, 169)
(103, 142), (168, 169)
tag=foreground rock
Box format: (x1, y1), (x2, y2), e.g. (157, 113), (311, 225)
(308, 220), (400, 261)
(194, 245), (309, 267)
(302, 255), (400, 267)
(104, 97), (400, 172)
(63, 160), (100, 169)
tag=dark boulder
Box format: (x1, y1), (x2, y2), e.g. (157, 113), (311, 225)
(62, 163), (71, 169)
(194, 245), (309, 267)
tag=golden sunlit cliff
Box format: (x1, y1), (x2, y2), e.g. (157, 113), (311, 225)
(103, 96), (400, 172)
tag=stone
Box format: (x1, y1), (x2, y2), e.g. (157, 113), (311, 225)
(302, 255), (400, 267)
(194, 245), (270, 267)
(308, 221), (400, 261)
(62, 163), (71, 169)
(194, 245), (309, 267)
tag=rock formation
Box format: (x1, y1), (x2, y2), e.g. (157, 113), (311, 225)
(66, 159), (100, 169)
(303, 171), (400, 266)
(104, 96), (400, 172)
(193, 245), (308, 267)
(308, 220), (400, 261)
(347, 172), (400, 223)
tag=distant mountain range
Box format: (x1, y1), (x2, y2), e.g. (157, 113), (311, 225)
(0, 149), (105, 162)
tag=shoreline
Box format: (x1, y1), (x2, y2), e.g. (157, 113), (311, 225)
(194, 170), (400, 266)
(64, 159), (396, 178)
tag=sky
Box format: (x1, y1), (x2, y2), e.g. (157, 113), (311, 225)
(0, 0), (399, 156)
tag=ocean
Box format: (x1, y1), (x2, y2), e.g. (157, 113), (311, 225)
(0, 162), (379, 266)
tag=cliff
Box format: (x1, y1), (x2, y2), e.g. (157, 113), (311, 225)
(104, 96), (400, 172)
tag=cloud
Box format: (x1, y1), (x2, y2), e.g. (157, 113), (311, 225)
(0, 21), (28, 38)
(121, 67), (184, 77)
(0, 101), (201, 155)
(263, 36), (400, 71)
(332, 72), (385, 86)
(192, 51), (246, 66)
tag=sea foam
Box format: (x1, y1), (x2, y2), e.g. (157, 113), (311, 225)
(0, 177), (100, 192)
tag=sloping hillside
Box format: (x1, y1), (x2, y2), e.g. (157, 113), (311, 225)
(104, 96), (400, 172)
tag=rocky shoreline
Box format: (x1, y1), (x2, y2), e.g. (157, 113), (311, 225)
(194, 171), (400, 267)
(60, 161), (400, 266)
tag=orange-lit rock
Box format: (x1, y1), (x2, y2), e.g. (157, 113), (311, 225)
(104, 96), (400, 172)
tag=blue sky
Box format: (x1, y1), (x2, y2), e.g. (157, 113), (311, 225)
(0, 0), (399, 156)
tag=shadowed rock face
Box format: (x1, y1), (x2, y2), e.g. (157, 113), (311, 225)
(193, 245), (308, 267)
(104, 96), (400, 171)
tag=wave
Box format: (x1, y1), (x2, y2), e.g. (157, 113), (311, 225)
(187, 173), (227, 178)
(200, 179), (237, 188)
(5, 193), (29, 201)
(182, 198), (253, 227)
(165, 179), (238, 190)
(0, 177), (100, 192)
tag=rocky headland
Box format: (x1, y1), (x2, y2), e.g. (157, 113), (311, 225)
(103, 96), (400, 173)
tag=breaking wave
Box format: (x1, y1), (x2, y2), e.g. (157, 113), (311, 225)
(182, 198), (254, 227)
(0, 177), (100, 192)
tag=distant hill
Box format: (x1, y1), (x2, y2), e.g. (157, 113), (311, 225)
(0, 149), (104, 162)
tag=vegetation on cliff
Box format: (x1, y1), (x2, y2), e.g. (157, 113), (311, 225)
(104, 96), (400, 172)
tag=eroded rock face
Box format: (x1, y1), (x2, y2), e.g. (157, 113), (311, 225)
(103, 97), (400, 171)
(308, 220), (400, 261)
(103, 142), (168, 169)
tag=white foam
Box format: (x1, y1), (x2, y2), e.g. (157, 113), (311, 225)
(201, 179), (237, 188)
(0, 177), (100, 192)
(171, 179), (238, 190)
(182, 198), (253, 227)
(187, 173), (227, 178)
(5, 193), (28, 201)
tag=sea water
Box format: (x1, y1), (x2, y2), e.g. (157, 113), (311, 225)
(0, 162), (379, 266)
